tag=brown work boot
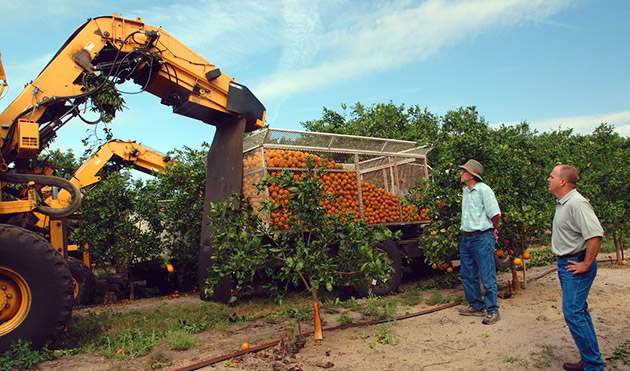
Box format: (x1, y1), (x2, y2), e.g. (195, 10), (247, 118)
(482, 311), (500, 325)
(458, 306), (486, 317)
(562, 362), (583, 371)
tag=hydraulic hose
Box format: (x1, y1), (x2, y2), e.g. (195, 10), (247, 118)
(0, 172), (81, 218)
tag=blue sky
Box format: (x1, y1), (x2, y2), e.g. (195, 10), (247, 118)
(1, 0), (628, 158)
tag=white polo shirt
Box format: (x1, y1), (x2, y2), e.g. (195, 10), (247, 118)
(551, 189), (604, 256)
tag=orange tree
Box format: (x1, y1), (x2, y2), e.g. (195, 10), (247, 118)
(70, 170), (162, 298)
(302, 103), (559, 270)
(419, 107), (497, 266)
(204, 161), (398, 338)
(136, 144), (208, 290)
(205, 163), (398, 301)
(485, 124), (557, 260)
(573, 124), (630, 263)
(420, 117), (594, 276)
(303, 101), (440, 143)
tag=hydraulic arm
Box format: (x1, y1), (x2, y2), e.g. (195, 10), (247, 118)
(0, 12), (265, 222)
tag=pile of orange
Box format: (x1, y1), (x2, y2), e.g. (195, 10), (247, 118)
(266, 172), (294, 228)
(402, 203), (430, 222)
(263, 149), (342, 170)
(361, 182), (400, 224)
(242, 151), (265, 205)
(320, 172), (360, 221)
(242, 149), (430, 227)
(243, 150), (264, 170)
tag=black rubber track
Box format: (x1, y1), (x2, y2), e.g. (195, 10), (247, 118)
(0, 225), (74, 352)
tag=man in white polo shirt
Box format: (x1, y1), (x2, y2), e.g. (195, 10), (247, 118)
(457, 159), (501, 325)
(548, 164), (605, 371)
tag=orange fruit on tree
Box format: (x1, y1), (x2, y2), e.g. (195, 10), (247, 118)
(523, 251), (531, 259)
(495, 249), (504, 258)
(166, 264), (175, 273)
(446, 267), (454, 273)
(514, 257), (522, 266)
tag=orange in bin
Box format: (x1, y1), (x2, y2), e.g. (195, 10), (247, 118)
(243, 148), (430, 227)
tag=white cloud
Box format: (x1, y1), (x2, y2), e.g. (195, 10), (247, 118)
(2, 0), (574, 103)
(494, 110), (630, 137)
(277, 0), (322, 71)
(253, 0), (573, 101)
(529, 111), (630, 136)
(137, 0), (280, 68)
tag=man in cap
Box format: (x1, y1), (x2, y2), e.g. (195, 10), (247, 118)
(548, 164), (604, 371)
(457, 159), (502, 325)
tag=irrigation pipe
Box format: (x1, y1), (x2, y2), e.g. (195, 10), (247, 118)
(174, 301), (461, 371)
(176, 260), (622, 371)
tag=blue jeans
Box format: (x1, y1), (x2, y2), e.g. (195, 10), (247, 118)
(557, 257), (604, 371)
(459, 230), (498, 313)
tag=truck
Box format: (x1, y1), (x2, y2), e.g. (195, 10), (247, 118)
(0, 13), (264, 352)
(240, 128), (432, 297)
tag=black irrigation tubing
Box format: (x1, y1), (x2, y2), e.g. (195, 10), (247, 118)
(174, 301), (461, 371)
(174, 260), (623, 371)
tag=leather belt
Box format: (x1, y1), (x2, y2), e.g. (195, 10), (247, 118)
(463, 228), (493, 236)
(557, 250), (586, 260)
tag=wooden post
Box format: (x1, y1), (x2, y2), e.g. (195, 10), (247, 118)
(313, 302), (323, 341)
(522, 258), (527, 289)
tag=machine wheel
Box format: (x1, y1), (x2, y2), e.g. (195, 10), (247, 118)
(67, 257), (96, 307)
(354, 240), (403, 297)
(0, 225), (74, 352)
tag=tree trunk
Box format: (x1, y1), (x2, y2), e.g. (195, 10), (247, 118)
(521, 259), (527, 289)
(129, 271), (135, 300)
(612, 232), (623, 264)
(511, 265), (521, 293)
(313, 301), (323, 341)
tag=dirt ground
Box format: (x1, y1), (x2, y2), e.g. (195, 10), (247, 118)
(37, 250), (630, 371)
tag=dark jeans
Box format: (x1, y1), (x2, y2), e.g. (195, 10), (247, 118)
(459, 230), (498, 313)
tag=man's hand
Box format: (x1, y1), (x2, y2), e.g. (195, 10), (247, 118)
(491, 214), (501, 241)
(567, 237), (602, 275)
(566, 260), (590, 275)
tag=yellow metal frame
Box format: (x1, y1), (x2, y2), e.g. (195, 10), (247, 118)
(0, 13), (265, 155)
(36, 140), (171, 260)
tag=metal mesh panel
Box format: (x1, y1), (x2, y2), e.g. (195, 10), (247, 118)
(249, 128), (429, 157)
(241, 128), (431, 225)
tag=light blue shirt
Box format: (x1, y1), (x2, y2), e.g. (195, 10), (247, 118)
(461, 182), (501, 232)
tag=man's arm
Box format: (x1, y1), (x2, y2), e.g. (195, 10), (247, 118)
(491, 214), (501, 229)
(567, 236), (602, 275)
(491, 214), (501, 240)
